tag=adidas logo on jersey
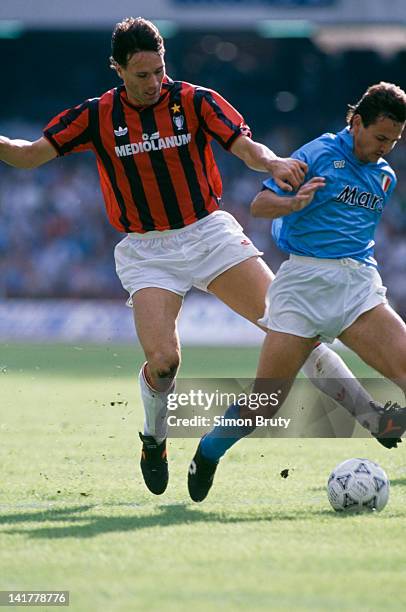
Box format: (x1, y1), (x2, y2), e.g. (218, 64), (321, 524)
(114, 126), (128, 137)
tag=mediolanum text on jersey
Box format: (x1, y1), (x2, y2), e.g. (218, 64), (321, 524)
(335, 184), (384, 212)
(115, 133), (192, 157)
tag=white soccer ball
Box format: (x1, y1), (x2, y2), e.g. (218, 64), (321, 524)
(327, 458), (390, 512)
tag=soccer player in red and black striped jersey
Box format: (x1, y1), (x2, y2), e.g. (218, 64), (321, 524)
(0, 17), (379, 497)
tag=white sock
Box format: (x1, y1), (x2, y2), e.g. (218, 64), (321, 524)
(139, 363), (174, 443)
(302, 344), (381, 434)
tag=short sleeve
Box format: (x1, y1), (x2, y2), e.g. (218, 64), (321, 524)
(43, 100), (93, 156)
(194, 87), (251, 150)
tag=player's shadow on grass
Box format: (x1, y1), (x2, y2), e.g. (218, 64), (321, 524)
(0, 504), (93, 525)
(1, 503), (334, 539)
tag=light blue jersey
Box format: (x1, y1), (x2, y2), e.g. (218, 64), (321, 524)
(263, 127), (397, 267)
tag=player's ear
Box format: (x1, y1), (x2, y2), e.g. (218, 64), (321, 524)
(351, 114), (363, 136)
(110, 57), (123, 78)
(352, 114), (362, 129)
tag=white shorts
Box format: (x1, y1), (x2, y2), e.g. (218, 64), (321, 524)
(258, 254), (388, 344)
(114, 210), (262, 306)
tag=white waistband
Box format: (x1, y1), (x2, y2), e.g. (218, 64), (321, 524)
(126, 210), (223, 240)
(289, 254), (365, 268)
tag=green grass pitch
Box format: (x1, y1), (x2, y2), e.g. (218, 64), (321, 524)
(1, 343), (406, 611)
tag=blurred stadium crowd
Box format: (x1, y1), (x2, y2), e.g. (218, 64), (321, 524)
(0, 30), (405, 315)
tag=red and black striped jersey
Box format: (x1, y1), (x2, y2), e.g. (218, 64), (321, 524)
(43, 77), (251, 233)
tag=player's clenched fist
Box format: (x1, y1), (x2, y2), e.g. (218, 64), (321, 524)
(268, 157), (308, 191)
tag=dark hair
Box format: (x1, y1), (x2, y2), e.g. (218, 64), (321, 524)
(110, 17), (165, 68)
(347, 82), (406, 127)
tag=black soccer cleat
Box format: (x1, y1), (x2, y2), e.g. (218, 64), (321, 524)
(188, 442), (219, 502)
(139, 432), (168, 495)
(374, 402), (406, 449)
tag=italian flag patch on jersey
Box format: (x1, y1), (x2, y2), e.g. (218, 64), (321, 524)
(381, 173), (392, 193)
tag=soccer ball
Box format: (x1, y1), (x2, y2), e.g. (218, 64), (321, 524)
(327, 458), (390, 512)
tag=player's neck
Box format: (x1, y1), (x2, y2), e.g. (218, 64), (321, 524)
(126, 92), (154, 108)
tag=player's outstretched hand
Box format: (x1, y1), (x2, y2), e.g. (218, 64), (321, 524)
(269, 157), (308, 191)
(291, 176), (326, 211)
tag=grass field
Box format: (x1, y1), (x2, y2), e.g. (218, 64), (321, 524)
(1, 344), (406, 611)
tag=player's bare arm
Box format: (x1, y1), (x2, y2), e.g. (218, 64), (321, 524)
(250, 176), (326, 219)
(0, 135), (56, 169)
(230, 135), (308, 191)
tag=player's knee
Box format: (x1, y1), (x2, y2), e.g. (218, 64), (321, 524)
(147, 349), (180, 380)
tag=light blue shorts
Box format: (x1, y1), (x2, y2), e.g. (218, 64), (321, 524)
(258, 255), (388, 343)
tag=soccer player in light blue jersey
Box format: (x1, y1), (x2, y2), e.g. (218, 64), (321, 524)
(188, 82), (406, 502)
